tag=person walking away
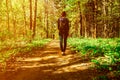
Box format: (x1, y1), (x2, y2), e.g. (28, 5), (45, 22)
(58, 11), (69, 55)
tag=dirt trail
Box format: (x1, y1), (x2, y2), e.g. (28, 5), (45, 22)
(0, 40), (97, 80)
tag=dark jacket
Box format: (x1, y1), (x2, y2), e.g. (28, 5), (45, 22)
(58, 17), (69, 35)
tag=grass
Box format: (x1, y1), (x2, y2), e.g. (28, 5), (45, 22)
(68, 38), (120, 64)
(0, 38), (52, 63)
(68, 38), (120, 79)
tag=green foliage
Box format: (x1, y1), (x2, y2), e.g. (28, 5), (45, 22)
(0, 39), (51, 63)
(68, 38), (120, 65)
(68, 38), (120, 79)
(93, 75), (109, 80)
(28, 39), (51, 48)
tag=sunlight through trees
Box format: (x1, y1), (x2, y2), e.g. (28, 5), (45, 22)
(0, 0), (119, 41)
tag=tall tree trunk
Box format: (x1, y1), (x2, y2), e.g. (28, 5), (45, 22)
(78, 1), (83, 37)
(46, 9), (49, 38)
(10, 1), (16, 39)
(13, 16), (16, 38)
(93, 0), (97, 38)
(119, 0), (120, 37)
(29, 0), (32, 30)
(90, 0), (96, 38)
(83, 15), (87, 38)
(29, 0), (32, 41)
(32, 0), (38, 38)
(102, 0), (107, 38)
(6, 0), (10, 32)
(45, 0), (49, 38)
(22, 0), (27, 37)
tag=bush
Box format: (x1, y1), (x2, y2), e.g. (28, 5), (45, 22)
(68, 38), (120, 66)
(0, 38), (52, 63)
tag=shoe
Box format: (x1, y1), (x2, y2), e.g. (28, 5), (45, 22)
(62, 52), (65, 55)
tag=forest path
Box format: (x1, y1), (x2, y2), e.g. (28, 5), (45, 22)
(0, 40), (97, 80)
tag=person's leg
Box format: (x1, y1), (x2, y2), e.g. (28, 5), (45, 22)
(63, 34), (68, 53)
(59, 34), (64, 52)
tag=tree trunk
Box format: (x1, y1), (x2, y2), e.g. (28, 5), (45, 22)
(45, 0), (49, 38)
(32, 0), (38, 39)
(93, 0), (97, 38)
(78, 1), (83, 37)
(83, 15), (87, 38)
(22, 0), (27, 37)
(29, 0), (32, 30)
(46, 10), (49, 38)
(6, 0), (10, 32)
(29, 0), (32, 41)
(118, 0), (120, 38)
(10, 1), (16, 39)
(102, 0), (107, 38)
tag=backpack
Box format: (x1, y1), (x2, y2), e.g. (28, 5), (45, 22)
(59, 17), (68, 33)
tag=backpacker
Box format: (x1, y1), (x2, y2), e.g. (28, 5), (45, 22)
(59, 17), (68, 33)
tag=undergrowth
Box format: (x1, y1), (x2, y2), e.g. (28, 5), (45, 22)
(68, 38), (120, 79)
(0, 38), (52, 63)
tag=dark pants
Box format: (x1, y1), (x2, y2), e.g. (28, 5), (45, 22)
(59, 33), (68, 52)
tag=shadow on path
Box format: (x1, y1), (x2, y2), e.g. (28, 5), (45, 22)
(0, 40), (98, 80)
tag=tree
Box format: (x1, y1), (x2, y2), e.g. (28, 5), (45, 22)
(78, 1), (83, 37)
(32, 0), (38, 38)
(22, 0), (27, 37)
(44, 0), (49, 38)
(93, 0), (97, 38)
(102, 0), (107, 38)
(29, 0), (33, 41)
(29, 0), (32, 30)
(0, 0), (120, 41)
(6, 0), (10, 32)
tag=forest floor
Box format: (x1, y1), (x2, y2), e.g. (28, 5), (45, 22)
(0, 40), (105, 80)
